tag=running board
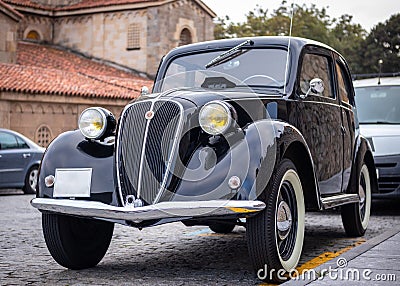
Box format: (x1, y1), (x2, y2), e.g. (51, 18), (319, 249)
(320, 194), (359, 210)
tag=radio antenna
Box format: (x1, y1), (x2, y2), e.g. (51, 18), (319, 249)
(283, 1), (295, 96)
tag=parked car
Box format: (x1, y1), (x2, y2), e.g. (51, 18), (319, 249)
(31, 37), (377, 282)
(354, 76), (400, 197)
(0, 128), (45, 194)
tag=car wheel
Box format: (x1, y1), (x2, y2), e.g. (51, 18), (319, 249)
(209, 220), (236, 234)
(42, 213), (114, 270)
(341, 163), (371, 237)
(23, 165), (38, 194)
(247, 159), (305, 283)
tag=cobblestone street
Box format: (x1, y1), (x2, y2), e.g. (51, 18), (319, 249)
(1, 192), (399, 285)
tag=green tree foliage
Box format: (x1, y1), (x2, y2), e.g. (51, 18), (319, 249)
(330, 15), (367, 73)
(213, 1), (400, 74)
(359, 13), (400, 74)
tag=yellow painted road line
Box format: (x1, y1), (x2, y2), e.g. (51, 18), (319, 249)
(295, 238), (366, 275)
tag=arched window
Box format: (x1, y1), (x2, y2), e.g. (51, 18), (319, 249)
(25, 30), (41, 41)
(179, 28), (192, 46)
(35, 125), (52, 147)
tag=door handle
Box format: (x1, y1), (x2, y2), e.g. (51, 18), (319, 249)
(23, 153), (31, 158)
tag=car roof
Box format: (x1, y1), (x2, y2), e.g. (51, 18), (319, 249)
(167, 36), (338, 56)
(353, 76), (400, 87)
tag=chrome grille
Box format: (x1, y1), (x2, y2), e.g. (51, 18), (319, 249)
(117, 100), (182, 205)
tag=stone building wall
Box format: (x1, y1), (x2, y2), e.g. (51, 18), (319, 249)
(50, 0), (213, 76)
(19, 14), (53, 42)
(0, 7), (20, 63)
(146, 0), (214, 75)
(53, 15), (93, 52)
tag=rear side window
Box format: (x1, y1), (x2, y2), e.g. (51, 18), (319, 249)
(16, 136), (29, 149)
(336, 62), (353, 106)
(300, 53), (334, 99)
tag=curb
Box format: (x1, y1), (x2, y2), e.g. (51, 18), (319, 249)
(282, 228), (400, 285)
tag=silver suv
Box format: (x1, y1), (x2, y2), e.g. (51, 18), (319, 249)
(354, 76), (400, 197)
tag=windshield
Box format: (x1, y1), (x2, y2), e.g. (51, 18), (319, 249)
(355, 85), (400, 124)
(159, 48), (288, 93)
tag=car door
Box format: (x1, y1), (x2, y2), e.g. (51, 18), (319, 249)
(293, 47), (344, 195)
(0, 131), (32, 187)
(334, 57), (356, 192)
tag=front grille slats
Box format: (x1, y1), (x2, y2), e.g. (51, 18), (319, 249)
(117, 100), (182, 205)
(119, 101), (151, 202)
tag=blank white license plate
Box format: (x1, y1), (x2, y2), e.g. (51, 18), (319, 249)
(53, 168), (92, 198)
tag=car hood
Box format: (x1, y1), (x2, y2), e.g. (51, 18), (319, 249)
(360, 124), (400, 157)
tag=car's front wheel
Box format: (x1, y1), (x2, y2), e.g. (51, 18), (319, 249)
(42, 213), (114, 270)
(247, 159), (305, 283)
(23, 165), (38, 194)
(341, 163), (371, 236)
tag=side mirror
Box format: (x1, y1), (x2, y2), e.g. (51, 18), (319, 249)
(301, 78), (324, 99)
(141, 86), (149, 96)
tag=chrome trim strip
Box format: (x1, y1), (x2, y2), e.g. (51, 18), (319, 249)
(31, 198), (266, 222)
(115, 102), (137, 206)
(320, 193), (359, 209)
(153, 100), (184, 204)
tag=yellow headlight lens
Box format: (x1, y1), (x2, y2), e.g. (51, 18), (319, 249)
(78, 108), (106, 139)
(199, 101), (232, 135)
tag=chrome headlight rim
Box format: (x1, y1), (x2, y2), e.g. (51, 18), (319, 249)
(78, 107), (108, 140)
(199, 100), (234, 136)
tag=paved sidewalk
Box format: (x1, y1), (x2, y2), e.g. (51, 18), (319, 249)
(284, 228), (400, 285)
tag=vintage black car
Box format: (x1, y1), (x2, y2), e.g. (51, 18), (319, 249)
(31, 37), (377, 282)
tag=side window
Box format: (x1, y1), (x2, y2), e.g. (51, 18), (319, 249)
(300, 53), (334, 99)
(16, 136), (29, 149)
(336, 62), (353, 105)
(0, 132), (19, 150)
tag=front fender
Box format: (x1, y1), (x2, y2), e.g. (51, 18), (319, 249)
(166, 120), (317, 203)
(37, 130), (115, 204)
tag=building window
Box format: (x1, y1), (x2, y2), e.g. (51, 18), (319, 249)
(25, 30), (41, 41)
(127, 23), (140, 50)
(36, 125), (52, 147)
(179, 28), (192, 46)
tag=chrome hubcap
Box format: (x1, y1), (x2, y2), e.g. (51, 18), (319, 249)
(277, 200), (292, 240)
(29, 170), (38, 190)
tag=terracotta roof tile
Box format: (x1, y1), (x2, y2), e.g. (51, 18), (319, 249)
(4, 0), (159, 11)
(0, 0), (24, 19)
(0, 42), (152, 99)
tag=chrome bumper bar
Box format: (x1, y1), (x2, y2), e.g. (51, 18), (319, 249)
(31, 198), (266, 222)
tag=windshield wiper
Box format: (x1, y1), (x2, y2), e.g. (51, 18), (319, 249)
(205, 39), (254, 69)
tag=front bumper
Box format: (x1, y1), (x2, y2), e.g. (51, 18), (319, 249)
(31, 198), (266, 223)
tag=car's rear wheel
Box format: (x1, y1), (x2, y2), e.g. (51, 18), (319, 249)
(23, 165), (38, 194)
(42, 213), (114, 270)
(209, 220), (236, 234)
(247, 159), (305, 283)
(341, 163), (371, 236)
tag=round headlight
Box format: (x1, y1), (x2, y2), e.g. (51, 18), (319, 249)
(199, 101), (234, 135)
(78, 107), (107, 139)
